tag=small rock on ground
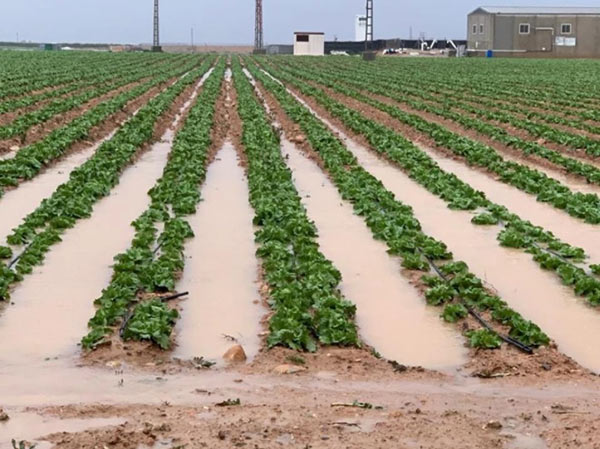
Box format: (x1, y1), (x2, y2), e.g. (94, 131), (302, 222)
(223, 345), (247, 362)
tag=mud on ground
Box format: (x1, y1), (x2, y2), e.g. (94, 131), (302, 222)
(5, 355), (600, 449)
(3, 64), (600, 449)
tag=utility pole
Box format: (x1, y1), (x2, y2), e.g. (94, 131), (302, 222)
(191, 28), (194, 53)
(365, 0), (374, 51)
(152, 0), (162, 52)
(255, 0), (264, 52)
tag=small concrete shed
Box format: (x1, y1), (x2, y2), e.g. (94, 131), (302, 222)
(293, 32), (325, 56)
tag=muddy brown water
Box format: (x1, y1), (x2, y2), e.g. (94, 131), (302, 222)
(280, 138), (467, 370)
(414, 143), (600, 263)
(0, 135), (172, 367)
(342, 131), (600, 373)
(0, 71), (214, 368)
(349, 142), (600, 373)
(0, 413), (124, 449)
(0, 357), (597, 448)
(0, 131), (117, 243)
(260, 68), (600, 261)
(0, 69), (200, 245)
(174, 142), (264, 364)
(485, 146), (600, 197)
(247, 68), (467, 369)
(266, 76), (600, 374)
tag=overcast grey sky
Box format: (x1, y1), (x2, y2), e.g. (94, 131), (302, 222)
(2, 0), (599, 45)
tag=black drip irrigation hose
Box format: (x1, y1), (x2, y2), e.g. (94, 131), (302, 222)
(118, 291), (189, 337)
(417, 250), (534, 354)
(498, 219), (596, 277)
(7, 242), (33, 270)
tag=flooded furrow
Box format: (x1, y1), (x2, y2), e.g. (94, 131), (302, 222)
(281, 138), (467, 370)
(266, 76), (600, 372)
(0, 71), (195, 243)
(480, 142), (600, 197)
(174, 143), (264, 364)
(414, 143), (600, 262)
(345, 137), (600, 373)
(0, 131), (116, 243)
(0, 136), (172, 368)
(0, 72), (211, 368)
(263, 70), (600, 261)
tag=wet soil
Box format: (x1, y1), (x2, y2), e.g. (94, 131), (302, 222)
(0, 130), (116, 243)
(424, 89), (600, 140)
(0, 128), (172, 369)
(3, 63), (600, 449)
(250, 68), (600, 376)
(0, 75), (188, 243)
(0, 75), (178, 200)
(0, 79), (149, 153)
(0, 70), (212, 367)
(341, 83), (600, 193)
(174, 142), (265, 364)
(296, 80), (600, 263)
(0, 84), (96, 128)
(281, 135), (467, 369)
(2, 362), (600, 449)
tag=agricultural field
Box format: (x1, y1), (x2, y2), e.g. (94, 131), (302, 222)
(1, 51), (600, 448)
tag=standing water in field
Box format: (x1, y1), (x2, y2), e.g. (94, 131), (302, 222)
(0, 135), (172, 367)
(281, 138), (467, 370)
(414, 143), (600, 262)
(272, 77), (600, 372)
(174, 142), (264, 364)
(0, 131), (116, 243)
(345, 134), (600, 373)
(0, 72), (212, 367)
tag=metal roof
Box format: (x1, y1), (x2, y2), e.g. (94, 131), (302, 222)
(472, 6), (600, 15)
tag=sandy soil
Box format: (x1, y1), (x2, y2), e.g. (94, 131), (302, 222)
(3, 356), (600, 449)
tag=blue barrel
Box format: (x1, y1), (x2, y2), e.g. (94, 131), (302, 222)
(486, 49), (494, 58)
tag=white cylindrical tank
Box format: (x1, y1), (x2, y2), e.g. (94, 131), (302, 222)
(355, 15), (367, 41)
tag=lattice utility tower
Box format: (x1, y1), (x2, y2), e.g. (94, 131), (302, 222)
(152, 0), (162, 52)
(255, 0), (264, 51)
(366, 0), (374, 43)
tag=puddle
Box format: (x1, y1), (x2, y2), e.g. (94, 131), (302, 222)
(416, 143), (600, 262)
(269, 76), (600, 373)
(503, 431), (549, 449)
(174, 142), (264, 364)
(0, 412), (124, 449)
(0, 131), (116, 243)
(281, 138), (467, 370)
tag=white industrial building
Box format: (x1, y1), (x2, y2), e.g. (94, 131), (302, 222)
(355, 15), (367, 41)
(293, 32), (325, 56)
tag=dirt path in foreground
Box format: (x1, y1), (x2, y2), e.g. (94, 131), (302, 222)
(1, 361), (599, 449)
